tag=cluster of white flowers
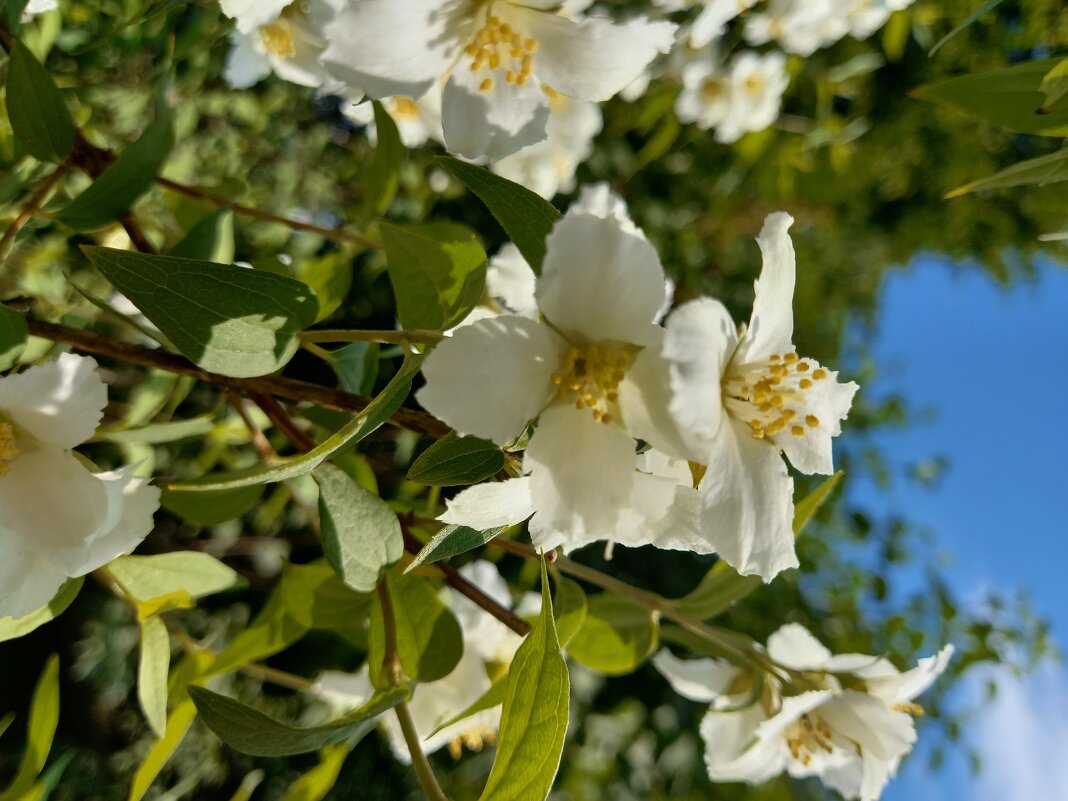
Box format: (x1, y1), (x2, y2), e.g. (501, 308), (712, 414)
(419, 186), (857, 580)
(655, 624), (952, 801)
(0, 354), (159, 620)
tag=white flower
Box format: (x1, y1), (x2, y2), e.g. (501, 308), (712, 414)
(652, 213), (857, 579)
(677, 50), (789, 143)
(321, 0), (675, 160)
(420, 200), (686, 552)
(745, 0), (849, 56)
(654, 0), (760, 46)
(21, 0), (57, 18)
(312, 561), (523, 760)
(344, 88), (445, 149)
(491, 94), (603, 199)
(222, 0), (348, 92)
(0, 354), (160, 620)
(654, 624), (953, 801)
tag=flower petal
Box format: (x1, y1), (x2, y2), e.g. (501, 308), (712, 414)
(77, 466), (159, 575)
(653, 650), (739, 702)
(775, 368), (858, 475)
(662, 297), (738, 450)
(865, 645), (954, 706)
(417, 316), (566, 446)
(441, 66), (551, 161)
(0, 542), (68, 620)
(525, 404), (637, 551)
(455, 561), (524, 663)
(0, 447), (110, 571)
(820, 691), (916, 774)
(487, 244), (538, 318)
(439, 477), (536, 530)
(766, 622), (834, 669)
(321, 0), (467, 98)
(572, 182), (642, 238)
(220, 0), (291, 33)
(734, 212), (796, 365)
(0, 353), (106, 449)
(223, 31), (272, 89)
(617, 333), (695, 461)
(701, 704), (787, 784)
(537, 211), (666, 345)
(697, 418), (798, 580)
(515, 8), (675, 101)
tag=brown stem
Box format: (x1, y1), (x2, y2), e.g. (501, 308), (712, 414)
(119, 213), (158, 254)
(22, 317), (449, 438)
(0, 164), (70, 261)
(226, 392), (278, 462)
(402, 526), (530, 637)
(250, 392), (317, 453)
(155, 177), (379, 250)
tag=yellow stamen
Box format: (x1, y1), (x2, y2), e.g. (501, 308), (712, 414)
(259, 21), (296, 59)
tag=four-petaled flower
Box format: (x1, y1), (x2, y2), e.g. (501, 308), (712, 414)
(0, 354), (160, 620)
(322, 0), (675, 160)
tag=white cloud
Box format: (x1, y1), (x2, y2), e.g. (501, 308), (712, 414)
(974, 664), (1068, 801)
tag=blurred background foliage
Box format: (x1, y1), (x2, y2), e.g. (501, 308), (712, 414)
(0, 0), (1064, 798)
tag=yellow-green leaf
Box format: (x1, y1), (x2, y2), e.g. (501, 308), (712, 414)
(137, 616), (170, 738)
(566, 594), (658, 676)
(1, 655), (60, 800)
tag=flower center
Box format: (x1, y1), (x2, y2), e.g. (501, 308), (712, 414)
(701, 77), (725, 100)
(260, 21), (296, 59)
(464, 13), (538, 93)
(744, 74), (765, 95)
(722, 351), (828, 441)
(0, 418), (22, 479)
(391, 97), (420, 118)
(784, 712), (835, 767)
(551, 343), (634, 424)
(447, 725), (497, 759)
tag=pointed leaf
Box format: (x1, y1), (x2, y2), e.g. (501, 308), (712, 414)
(407, 432), (504, 486)
(946, 147), (1068, 197)
(169, 208), (235, 263)
(137, 616), (170, 738)
(188, 684), (407, 757)
(479, 558), (568, 801)
(108, 552), (245, 606)
(84, 247), (319, 377)
(159, 484), (265, 525)
(6, 38), (73, 162)
(928, 0), (1006, 56)
(363, 101), (403, 217)
(1039, 58), (1068, 114)
(382, 221), (486, 331)
(428, 676), (507, 738)
(313, 463), (403, 593)
(436, 156), (560, 272)
(1, 655), (59, 799)
(278, 742), (350, 801)
(127, 699), (197, 801)
(566, 594), (657, 676)
(403, 524), (505, 574)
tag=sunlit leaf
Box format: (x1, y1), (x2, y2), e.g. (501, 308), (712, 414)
(1, 655), (60, 800)
(566, 594), (658, 676)
(107, 552), (245, 608)
(137, 616), (170, 738)
(278, 742), (350, 801)
(407, 432), (505, 486)
(403, 524), (505, 573)
(169, 208), (235, 263)
(127, 699), (197, 801)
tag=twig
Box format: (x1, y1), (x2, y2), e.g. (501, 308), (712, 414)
(250, 392), (317, 453)
(155, 177), (379, 250)
(402, 526), (530, 637)
(301, 329), (444, 347)
(21, 317), (449, 438)
(378, 580), (450, 801)
(119, 213), (158, 254)
(0, 164), (70, 262)
(226, 392), (278, 462)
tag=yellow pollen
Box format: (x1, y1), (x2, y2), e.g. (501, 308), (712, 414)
(791, 425), (805, 437)
(0, 420), (20, 479)
(701, 78), (724, 100)
(465, 13), (537, 91)
(782, 409), (796, 420)
(892, 701), (925, 716)
(806, 414), (820, 428)
(723, 350), (829, 441)
(813, 369), (828, 380)
(785, 714), (835, 766)
(800, 378), (812, 389)
(448, 726), (498, 759)
(771, 395), (785, 408)
(770, 354), (781, 361)
(784, 352), (798, 363)
(796, 361), (810, 372)
(393, 97), (419, 117)
(552, 343), (634, 425)
(259, 21), (296, 59)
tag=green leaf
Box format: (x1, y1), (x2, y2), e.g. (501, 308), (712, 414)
(437, 156), (560, 272)
(108, 552), (245, 608)
(278, 742), (350, 801)
(332, 342), (378, 394)
(0, 714), (13, 741)
(206, 593), (309, 678)
(276, 561), (373, 631)
(313, 463), (403, 593)
(167, 351), (424, 491)
(0, 306), (27, 373)
(294, 252), (353, 323)
(0, 1), (30, 29)
(382, 221), (486, 331)
(912, 58), (1068, 136)
(102, 416), (216, 445)
(5, 38), (73, 162)
(0, 578), (82, 644)
(188, 684), (406, 757)
(363, 101), (403, 217)
(169, 208), (235, 263)
(929, 0), (1006, 56)
(428, 676), (508, 738)
(407, 432), (505, 486)
(369, 573), (464, 684)
(566, 594), (658, 676)
(226, 770), (265, 801)
(137, 616), (170, 738)
(551, 573), (586, 648)
(403, 524), (505, 574)
(160, 484), (265, 525)
(1039, 58), (1068, 114)
(127, 699), (197, 801)
(675, 472), (844, 620)
(1, 655), (59, 800)
(479, 558), (568, 801)
(84, 247), (319, 378)
(57, 89), (174, 230)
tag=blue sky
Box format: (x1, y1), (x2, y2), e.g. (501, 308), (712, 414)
(846, 254), (1068, 801)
